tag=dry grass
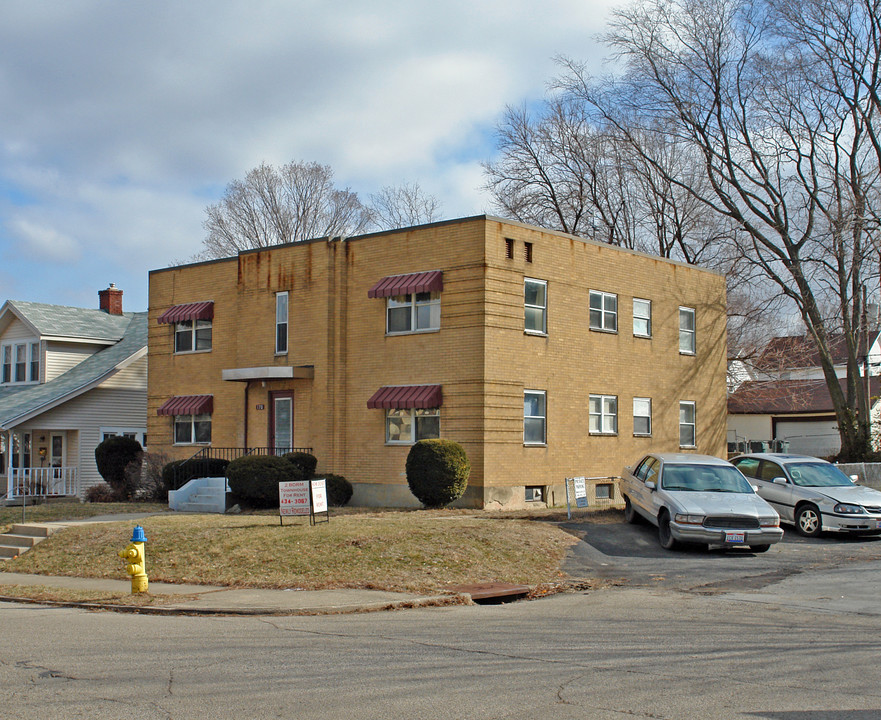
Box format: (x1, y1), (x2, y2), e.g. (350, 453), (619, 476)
(0, 507), (583, 595)
(0, 502), (168, 535)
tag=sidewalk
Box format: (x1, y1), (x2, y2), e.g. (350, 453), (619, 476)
(0, 513), (468, 615)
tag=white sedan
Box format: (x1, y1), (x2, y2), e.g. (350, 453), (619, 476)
(621, 453), (783, 552)
(731, 453), (881, 537)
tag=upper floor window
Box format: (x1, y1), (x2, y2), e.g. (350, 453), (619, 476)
(524, 390), (547, 445)
(387, 292), (440, 334)
(175, 319), (212, 353)
(590, 291), (618, 332)
(524, 278), (547, 334)
(276, 292), (289, 354)
(633, 298), (652, 338)
(679, 401), (696, 447)
(589, 394), (618, 434)
(1, 341), (40, 384)
(679, 307), (696, 354)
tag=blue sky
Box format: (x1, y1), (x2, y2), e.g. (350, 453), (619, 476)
(0, 1), (623, 311)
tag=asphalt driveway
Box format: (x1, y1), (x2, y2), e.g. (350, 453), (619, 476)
(560, 513), (881, 593)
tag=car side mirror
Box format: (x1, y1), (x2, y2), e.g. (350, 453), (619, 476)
(645, 481), (656, 491)
(772, 477), (787, 485)
(750, 484), (759, 493)
(850, 475), (859, 483)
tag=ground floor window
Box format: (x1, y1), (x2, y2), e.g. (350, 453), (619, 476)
(589, 394), (618, 434)
(101, 427), (147, 448)
(174, 414), (211, 445)
(386, 408), (440, 444)
(524, 390), (547, 444)
(679, 401), (696, 447)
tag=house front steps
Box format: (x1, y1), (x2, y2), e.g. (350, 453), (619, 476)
(168, 476), (229, 514)
(0, 523), (61, 561)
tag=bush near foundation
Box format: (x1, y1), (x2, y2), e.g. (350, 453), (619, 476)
(284, 451), (318, 479)
(405, 439), (470, 508)
(226, 455), (303, 509)
(94, 436), (143, 500)
(321, 474), (353, 506)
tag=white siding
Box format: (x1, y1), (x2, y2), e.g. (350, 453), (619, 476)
(99, 355), (147, 390)
(0, 317), (36, 342)
(45, 341), (101, 381)
(23, 387), (147, 496)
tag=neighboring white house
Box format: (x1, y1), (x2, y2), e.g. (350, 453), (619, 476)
(0, 286), (147, 500)
(728, 333), (881, 457)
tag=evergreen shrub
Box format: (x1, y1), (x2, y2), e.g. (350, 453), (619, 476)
(405, 439), (470, 508)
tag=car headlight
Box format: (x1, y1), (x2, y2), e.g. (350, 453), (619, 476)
(834, 503), (864, 514)
(759, 516), (780, 528)
(674, 513), (704, 525)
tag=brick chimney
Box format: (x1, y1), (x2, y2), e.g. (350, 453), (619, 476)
(98, 284), (123, 315)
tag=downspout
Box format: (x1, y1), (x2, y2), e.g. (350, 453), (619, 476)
(243, 380), (251, 449)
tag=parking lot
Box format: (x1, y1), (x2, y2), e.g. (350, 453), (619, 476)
(561, 512), (881, 593)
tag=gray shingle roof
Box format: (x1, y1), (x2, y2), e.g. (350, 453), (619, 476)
(0, 313), (147, 428)
(5, 300), (134, 341)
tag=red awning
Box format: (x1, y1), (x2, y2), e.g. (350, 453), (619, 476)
(367, 385), (443, 409)
(367, 270), (443, 299)
(157, 301), (214, 324)
(157, 395), (213, 416)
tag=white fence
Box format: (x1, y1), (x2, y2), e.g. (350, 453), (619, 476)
(8, 467), (78, 498)
(564, 476), (625, 519)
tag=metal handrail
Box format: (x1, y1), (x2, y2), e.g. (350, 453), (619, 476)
(172, 446), (313, 490)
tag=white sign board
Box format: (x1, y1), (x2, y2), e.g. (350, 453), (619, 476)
(311, 478), (328, 514)
(279, 480), (310, 516)
(573, 477), (588, 508)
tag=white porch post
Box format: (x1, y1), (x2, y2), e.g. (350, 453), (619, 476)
(2, 430), (10, 497)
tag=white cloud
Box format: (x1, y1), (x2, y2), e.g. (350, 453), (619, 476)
(7, 218), (80, 263)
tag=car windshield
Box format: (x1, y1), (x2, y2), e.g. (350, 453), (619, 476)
(787, 462), (853, 487)
(661, 464), (754, 493)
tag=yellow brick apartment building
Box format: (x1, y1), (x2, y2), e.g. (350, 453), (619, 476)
(148, 215), (727, 508)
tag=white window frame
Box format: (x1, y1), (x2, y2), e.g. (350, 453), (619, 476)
(100, 427), (148, 448)
(679, 307), (696, 355)
(173, 413), (212, 445)
(589, 394), (618, 435)
(524, 390), (547, 445)
(385, 408), (440, 444)
(679, 401), (696, 448)
(589, 291), (618, 332)
(276, 292), (289, 355)
(633, 298), (652, 338)
(1, 341), (40, 385)
(633, 397), (652, 436)
(174, 319), (212, 354)
(524, 278), (547, 335)
(386, 292), (440, 335)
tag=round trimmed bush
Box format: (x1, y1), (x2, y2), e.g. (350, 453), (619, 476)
(284, 451), (318, 479)
(226, 455), (303, 509)
(405, 439), (470, 508)
(94, 436), (143, 500)
(322, 473), (353, 506)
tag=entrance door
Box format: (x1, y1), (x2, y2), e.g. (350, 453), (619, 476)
(270, 392), (293, 454)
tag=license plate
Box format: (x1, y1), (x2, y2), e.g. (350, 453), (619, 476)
(725, 532), (745, 543)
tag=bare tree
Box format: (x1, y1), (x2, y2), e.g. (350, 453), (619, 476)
(369, 182), (442, 230)
(559, 0), (881, 459)
(199, 161), (372, 259)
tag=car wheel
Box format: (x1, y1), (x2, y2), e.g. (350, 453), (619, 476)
(750, 544), (771, 553)
(623, 496), (639, 524)
(658, 512), (680, 550)
(795, 504), (822, 537)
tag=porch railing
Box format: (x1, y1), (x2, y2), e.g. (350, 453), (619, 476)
(172, 446), (313, 491)
(8, 467), (78, 498)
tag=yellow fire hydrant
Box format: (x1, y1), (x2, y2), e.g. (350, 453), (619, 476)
(118, 525), (148, 594)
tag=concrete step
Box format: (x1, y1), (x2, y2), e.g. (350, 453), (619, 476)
(11, 524), (58, 538)
(0, 533), (42, 548)
(177, 502), (223, 513)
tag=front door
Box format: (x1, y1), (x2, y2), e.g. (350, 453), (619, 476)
(270, 392), (293, 454)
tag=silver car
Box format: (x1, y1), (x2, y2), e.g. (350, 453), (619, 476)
(731, 453), (881, 537)
(621, 453), (783, 551)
